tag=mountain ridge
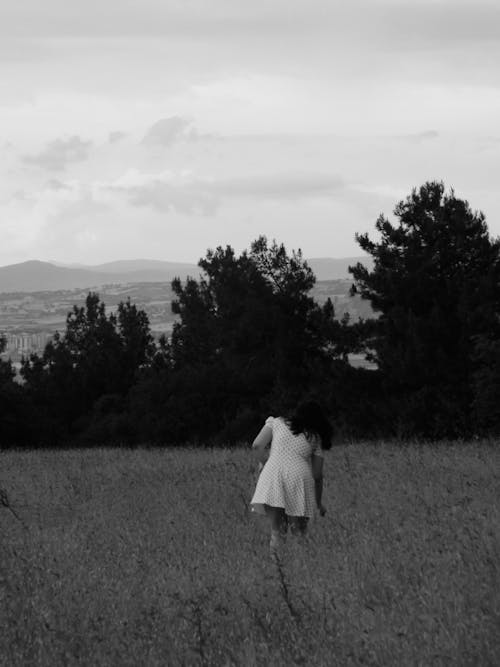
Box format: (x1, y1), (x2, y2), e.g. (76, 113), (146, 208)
(0, 257), (373, 293)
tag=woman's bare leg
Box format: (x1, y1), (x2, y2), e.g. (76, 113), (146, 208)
(265, 505), (287, 555)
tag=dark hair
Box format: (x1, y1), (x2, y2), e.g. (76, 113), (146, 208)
(288, 400), (333, 450)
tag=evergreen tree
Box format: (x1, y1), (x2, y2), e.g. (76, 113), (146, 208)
(471, 336), (500, 433)
(0, 336), (35, 447)
(350, 181), (500, 437)
(0, 336), (14, 385)
(21, 292), (154, 443)
(132, 237), (350, 444)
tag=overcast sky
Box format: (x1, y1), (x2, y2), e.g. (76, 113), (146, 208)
(1, 0), (499, 266)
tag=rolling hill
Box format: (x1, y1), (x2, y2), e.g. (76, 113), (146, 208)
(0, 256), (373, 293)
(0, 260), (200, 293)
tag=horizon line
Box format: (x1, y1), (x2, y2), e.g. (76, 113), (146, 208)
(0, 254), (371, 270)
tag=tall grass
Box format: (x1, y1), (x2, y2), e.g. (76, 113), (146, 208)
(1, 442), (499, 666)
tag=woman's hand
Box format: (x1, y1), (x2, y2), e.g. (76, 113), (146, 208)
(318, 503), (327, 517)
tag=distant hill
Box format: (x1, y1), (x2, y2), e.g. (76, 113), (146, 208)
(0, 256), (373, 293)
(307, 256), (373, 281)
(0, 260), (200, 293)
(89, 259), (199, 274)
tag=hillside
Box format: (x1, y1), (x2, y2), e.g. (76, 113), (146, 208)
(0, 256), (373, 293)
(308, 256), (373, 281)
(0, 260), (199, 293)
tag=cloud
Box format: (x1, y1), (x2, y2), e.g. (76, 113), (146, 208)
(34, 191), (112, 259)
(24, 136), (92, 171)
(0, 177), (110, 263)
(0, 1), (326, 39)
(109, 170), (344, 216)
(106, 170), (217, 215)
(0, 37), (54, 62)
(108, 131), (127, 144)
(46, 178), (71, 191)
(210, 173), (344, 200)
(11, 189), (31, 202)
(141, 116), (196, 147)
(2, 1), (499, 48)
(128, 181), (218, 216)
(395, 130), (440, 144)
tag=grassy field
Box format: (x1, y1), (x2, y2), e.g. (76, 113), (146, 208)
(1, 442), (499, 666)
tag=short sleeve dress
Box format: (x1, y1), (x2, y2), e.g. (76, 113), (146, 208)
(250, 416), (323, 518)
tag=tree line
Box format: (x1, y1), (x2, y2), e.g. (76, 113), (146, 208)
(2, 181), (500, 447)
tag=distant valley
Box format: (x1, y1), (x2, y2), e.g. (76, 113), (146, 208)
(0, 257), (374, 362)
(0, 257), (373, 293)
(0, 259), (199, 293)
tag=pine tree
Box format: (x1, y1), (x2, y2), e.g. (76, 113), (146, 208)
(21, 292), (154, 442)
(350, 181), (500, 437)
(134, 236), (348, 444)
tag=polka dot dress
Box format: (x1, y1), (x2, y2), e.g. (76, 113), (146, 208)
(250, 416), (323, 518)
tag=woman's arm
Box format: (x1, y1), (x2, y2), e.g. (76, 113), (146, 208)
(311, 453), (326, 515)
(251, 424), (272, 464)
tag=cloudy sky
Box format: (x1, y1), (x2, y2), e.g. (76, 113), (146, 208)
(1, 0), (499, 266)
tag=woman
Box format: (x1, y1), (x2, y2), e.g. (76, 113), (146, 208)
(250, 400), (332, 555)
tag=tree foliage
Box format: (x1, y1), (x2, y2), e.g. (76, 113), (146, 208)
(5, 183), (500, 447)
(350, 181), (500, 436)
(0, 336), (14, 385)
(21, 293), (155, 442)
(131, 237), (352, 444)
(0, 336), (39, 446)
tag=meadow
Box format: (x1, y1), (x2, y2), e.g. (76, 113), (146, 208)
(1, 442), (499, 666)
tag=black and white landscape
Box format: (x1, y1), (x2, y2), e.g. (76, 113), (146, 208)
(1, 2), (499, 666)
